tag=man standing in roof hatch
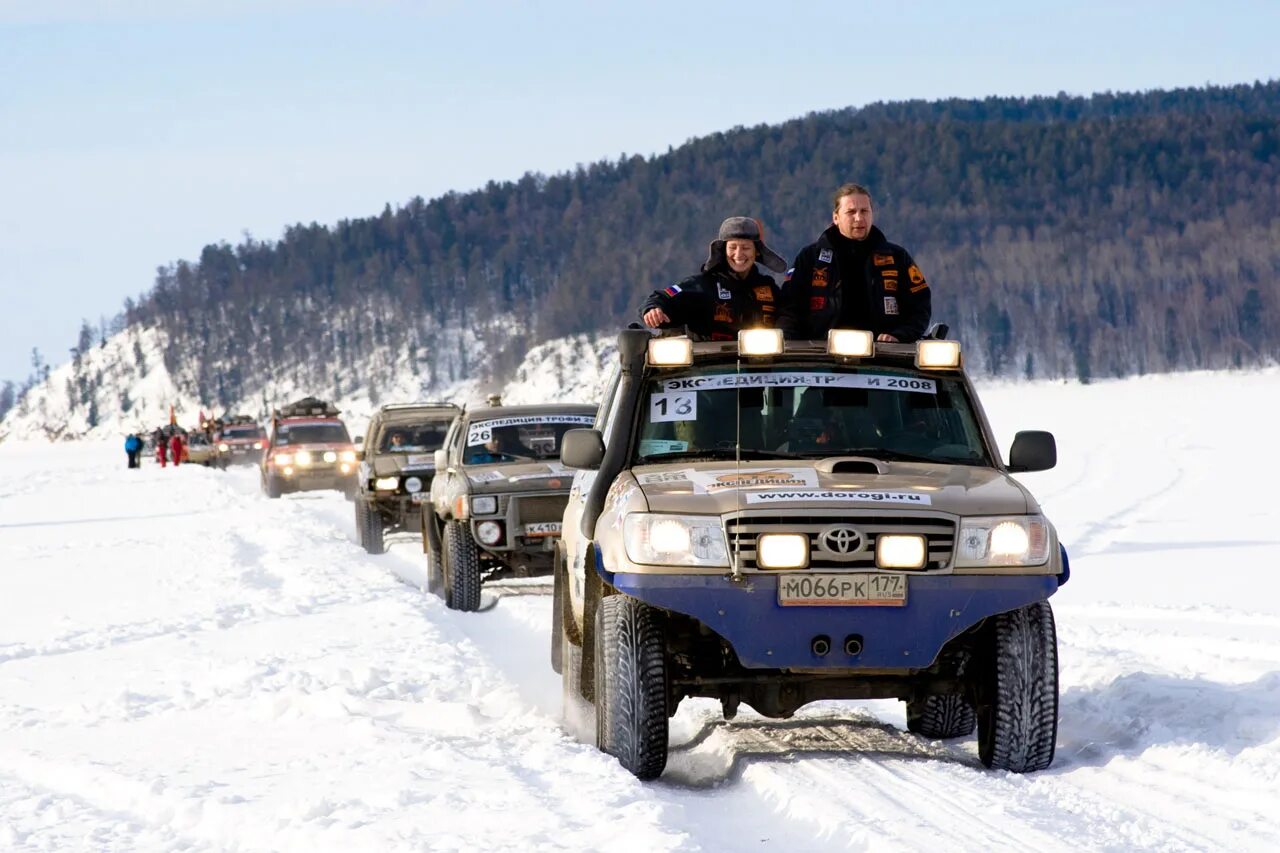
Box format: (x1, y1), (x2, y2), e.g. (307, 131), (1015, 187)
(779, 183), (932, 342)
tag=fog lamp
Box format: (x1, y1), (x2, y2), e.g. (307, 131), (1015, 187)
(738, 328), (784, 357)
(876, 534), (927, 569)
(647, 337), (693, 366)
(916, 340), (962, 369)
(476, 521), (504, 545)
(827, 329), (875, 357)
(757, 533), (808, 569)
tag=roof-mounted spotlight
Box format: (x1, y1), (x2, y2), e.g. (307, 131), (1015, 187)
(827, 329), (875, 358)
(916, 340), (962, 369)
(738, 328), (784, 357)
(647, 336), (694, 367)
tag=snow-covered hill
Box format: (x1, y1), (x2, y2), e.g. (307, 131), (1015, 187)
(2, 369), (1279, 850)
(0, 325), (613, 443)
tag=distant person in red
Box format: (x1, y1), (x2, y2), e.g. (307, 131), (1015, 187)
(169, 432), (184, 467)
(155, 430), (168, 467)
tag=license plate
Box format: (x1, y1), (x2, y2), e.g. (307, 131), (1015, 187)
(777, 573), (907, 606)
(411, 493), (430, 504)
(523, 522), (561, 538)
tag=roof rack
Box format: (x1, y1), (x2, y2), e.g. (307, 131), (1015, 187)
(274, 396), (341, 419)
(378, 402), (460, 412)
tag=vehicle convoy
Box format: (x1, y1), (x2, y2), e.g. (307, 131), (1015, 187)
(260, 397), (358, 499)
(353, 402), (461, 554)
(555, 328), (1065, 780)
(185, 432), (216, 466)
(424, 400), (598, 611)
(214, 416), (267, 468)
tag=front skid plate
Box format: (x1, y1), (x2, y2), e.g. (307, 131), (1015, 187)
(605, 570), (1057, 670)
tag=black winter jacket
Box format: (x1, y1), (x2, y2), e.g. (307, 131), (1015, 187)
(778, 225), (931, 341)
(640, 266), (780, 341)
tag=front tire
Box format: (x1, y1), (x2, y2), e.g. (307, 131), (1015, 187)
(424, 512), (444, 597)
(362, 503), (385, 555)
(442, 520), (482, 612)
(907, 647), (976, 739)
(264, 476), (282, 499)
(594, 595), (669, 780)
(977, 601), (1059, 772)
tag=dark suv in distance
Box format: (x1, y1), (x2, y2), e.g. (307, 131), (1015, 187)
(353, 402), (461, 554)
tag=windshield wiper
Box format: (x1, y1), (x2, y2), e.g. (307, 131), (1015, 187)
(638, 448), (807, 463)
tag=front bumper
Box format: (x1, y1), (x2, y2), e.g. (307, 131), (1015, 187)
(604, 566), (1057, 670)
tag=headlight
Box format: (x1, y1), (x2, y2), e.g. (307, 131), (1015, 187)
(404, 476), (423, 494)
(375, 476), (399, 490)
(955, 515), (1050, 567)
(472, 495), (498, 514)
(339, 450), (356, 462)
(757, 533), (808, 569)
(623, 513), (729, 567)
(273, 453), (293, 466)
(218, 442), (230, 452)
(876, 534), (927, 569)
(323, 450), (338, 463)
(252, 441), (264, 450)
(295, 450), (313, 465)
(476, 521), (504, 545)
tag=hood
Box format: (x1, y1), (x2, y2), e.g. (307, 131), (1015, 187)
(372, 453), (438, 477)
(633, 458), (1033, 517)
(464, 460), (575, 494)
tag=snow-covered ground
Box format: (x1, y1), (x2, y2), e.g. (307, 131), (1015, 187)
(2, 370), (1279, 851)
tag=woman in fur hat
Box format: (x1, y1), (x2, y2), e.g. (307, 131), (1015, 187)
(640, 217), (786, 342)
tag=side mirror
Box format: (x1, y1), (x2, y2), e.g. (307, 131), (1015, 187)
(433, 449), (448, 469)
(1008, 430), (1056, 473)
(561, 429), (605, 470)
(353, 435), (364, 446)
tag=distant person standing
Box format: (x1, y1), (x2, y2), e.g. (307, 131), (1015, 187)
(155, 430), (168, 467)
(124, 433), (142, 469)
(168, 432), (184, 467)
(779, 183), (932, 342)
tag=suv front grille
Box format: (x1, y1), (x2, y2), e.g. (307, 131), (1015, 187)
(511, 494), (571, 524)
(724, 511), (955, 571)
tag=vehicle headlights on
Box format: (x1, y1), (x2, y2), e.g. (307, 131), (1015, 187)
(404, 476), (423, 494)
(322, 450), (338, 463)
(757, 533), (808, 569)
(623, 513), (729, 567)
(955, 515), (1050, 567)
(273, 453), (293, 466)
(218, 442), (230, 452)
(876, 534), (927, 569)
(472, 495), (498, 515)
(375, 476), (400, 490)
(339, 450), (357, 463)
(295, 450), (313, 466)
(252, 441), (264, 450)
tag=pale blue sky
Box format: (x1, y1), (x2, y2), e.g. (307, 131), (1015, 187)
(2, 0), (1277, 382)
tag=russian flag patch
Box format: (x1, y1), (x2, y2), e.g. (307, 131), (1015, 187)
(664, 284), (682, 297)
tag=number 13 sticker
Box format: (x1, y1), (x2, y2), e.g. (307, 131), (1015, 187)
(650, 392), (697, 423)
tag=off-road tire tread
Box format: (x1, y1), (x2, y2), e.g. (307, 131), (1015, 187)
(596, 596), (668, 780)
(364, 504), (385, 555)
(443, 521), (482, 612)
(978, 600), (1059, 772)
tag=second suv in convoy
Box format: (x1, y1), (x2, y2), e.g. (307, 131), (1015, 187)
(424, 400), (598, 611)
(213, 417), (267, 468)
(555, 328), (1065, 780)
(353, 402), (461, 554)
(260, 397), (358, 499)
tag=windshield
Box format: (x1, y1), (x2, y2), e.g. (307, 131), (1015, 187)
(463, 414), (595, 465)
(274, 423), (350, 446)
(224, 427), (263, 439)
(380, 422), (450, 453)
(635, 364), (990, 465)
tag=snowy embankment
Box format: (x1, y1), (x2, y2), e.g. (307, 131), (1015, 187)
(2, 370), (1280, 851)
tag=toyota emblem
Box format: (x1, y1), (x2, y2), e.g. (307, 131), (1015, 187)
(818, 525), (864, 556)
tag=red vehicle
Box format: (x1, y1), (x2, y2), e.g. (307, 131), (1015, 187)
(214, 418), (267, 468)
(260, 398), (358, 499)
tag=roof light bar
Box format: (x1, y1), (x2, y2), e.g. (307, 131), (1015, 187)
(916, 340), (963, 369)
(647, 336), (694, 366)
(738, 328), (784, 357)
(827, 329), (875, 358)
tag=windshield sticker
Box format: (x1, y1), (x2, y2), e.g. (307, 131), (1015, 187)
(638, 439), (689, 456)
(637, 470), (692, 485)
(744, 490), (933, 506)
(468, 470), (505, 484)
(467, 415), (595, 445)
(649, 392), (697, 423)
(661, 372), (936, 395)
(688, 468), (819, 494)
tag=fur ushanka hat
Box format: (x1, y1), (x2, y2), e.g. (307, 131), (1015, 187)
(702, 216), (788, 273)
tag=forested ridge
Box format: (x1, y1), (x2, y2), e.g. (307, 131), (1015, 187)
(33, 81), (1280, 418)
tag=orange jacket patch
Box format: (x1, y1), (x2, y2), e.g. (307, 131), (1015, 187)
(753, 286), (773, 302)
(873, 253), (894, 266)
